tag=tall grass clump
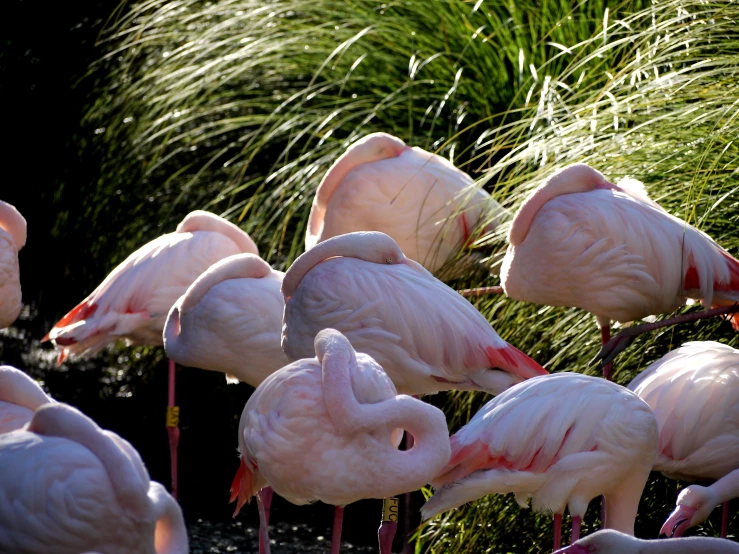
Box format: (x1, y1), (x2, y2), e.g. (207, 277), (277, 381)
(85, 0), (739, 552)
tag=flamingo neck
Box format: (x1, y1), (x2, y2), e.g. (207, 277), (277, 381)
(707, 469), (739, 505)
(0, 201), (26, 250)
(603, 464), (652, 535)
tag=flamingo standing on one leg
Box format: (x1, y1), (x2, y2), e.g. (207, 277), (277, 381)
(554, 529), (739, 553)
(0, 403), (188, 554)
(626, 341), (739, 539)
(306, 132), (506, 275)
(43, 210), (259, 499)
(422, 373), (658, 550)
(0, 366), (53, 434)
(163, 252), (288, 553)
(0, 200), (26, 329)
(477, 163), (739, 380)
(230, 329), (451, 554)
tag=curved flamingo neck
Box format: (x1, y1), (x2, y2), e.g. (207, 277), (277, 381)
(176, 210), (258, 255)
(306, 135), (408, 248)
(179, 253), (273, 312)
(0, 201), (27, 250)
(27, 404), (151, 517)
(0, 367), (51, 410)
(316, 330), (450, 487)
(508, 165), (609, 247)
(704, 469), (739, 505)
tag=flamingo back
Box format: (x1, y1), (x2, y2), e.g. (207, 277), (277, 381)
(283, 255), (545, 395)
(45, 212), (258, 363)
(628, 341), (739, 481)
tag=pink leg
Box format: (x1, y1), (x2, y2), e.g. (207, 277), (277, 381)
(256, 489), (271, 554)
(601, 495), (607, 530)
(258, 488), (274, 554)
(402, 432), (415, 554)
(458, 286), (504, 298)
(165, 359), (180, 500)
(332, 506), (345, 554)
(571, 515), (582, 543)
(379, 497), (399, 554)
(594, 304), (739, 367)
(600, 325), (613, 381)
(722, 501), (729, 538)
(553, 513), (562, 551)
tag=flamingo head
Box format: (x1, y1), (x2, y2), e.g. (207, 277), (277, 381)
(345, 133), (410, 165)
(659, 485), (715, 538)
(548, 163), (615, 194)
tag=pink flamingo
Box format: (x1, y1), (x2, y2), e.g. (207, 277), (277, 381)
(422, 373), (658, 550)
(43, 210), (259, 498)
(554, 529), (739, 553)
(306, 133), (505, 274)
(0, 366), (53, 434)
(0, 200), (26, 329)
(164, 253), (289, 386)
(230, 329), (451, 554)
(282, 232), (547, 397)
(627, 341), (739, 539)
(0, 403), (188, 554)
(492, 163), (739, 380)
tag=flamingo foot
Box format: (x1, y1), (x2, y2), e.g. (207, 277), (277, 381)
(379, 497), (399, 554)
(256, 489), (272, 554)
(332, 506), (345, 554)
(722, 501), (729, 539)
(165, 359), (180, 500)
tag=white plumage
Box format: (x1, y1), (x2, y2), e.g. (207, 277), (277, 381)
(0, 366), (53, 434)
(0, 200), (26, 329)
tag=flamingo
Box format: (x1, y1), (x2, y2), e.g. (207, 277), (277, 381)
(492, 163), (739, 380)
(230, 328), (451, 554)
(0, 366), (53, 434)
(0, 402), (188, 554)
(43, 210), (259, 498)
(627, 341), (739, 539)
(282, 232), (547, 396)
(554, 529), (739, 553)
(0, 200), (26, 329)
(164, 253), (288, 386)
(421, 373), (658, 550)
(306, 132), (506, 274)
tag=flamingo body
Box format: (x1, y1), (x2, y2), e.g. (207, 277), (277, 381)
(282, 232), (546, 396)
(164, 253), (288, 386)
(628, 341), (739, 536)
(422, 373), (658, 536)
(0, 366), (53, 434)
(0, 403), (188, 554)
(307, 133), (504, 273)
(0, 200), (26, 329)
(231, 329), (450, 513)
(45, 211), (258, 363)
(501, 165), (739, 326)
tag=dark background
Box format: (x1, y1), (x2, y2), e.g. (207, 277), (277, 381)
(0, 1), (408, 550)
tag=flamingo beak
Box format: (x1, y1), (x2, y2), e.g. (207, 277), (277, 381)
(659, 504), (697, 538)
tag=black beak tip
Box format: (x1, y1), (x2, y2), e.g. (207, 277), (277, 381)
(658, 533), (667, 539)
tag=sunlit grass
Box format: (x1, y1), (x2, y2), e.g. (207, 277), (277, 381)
(86, 0), (739, 551)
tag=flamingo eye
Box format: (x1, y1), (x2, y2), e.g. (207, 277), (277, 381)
(386, 257), (393, 264)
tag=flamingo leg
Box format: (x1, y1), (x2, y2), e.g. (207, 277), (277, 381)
(332, 506), (345, 554)
(571, 515), (582, 543)
(593, 304), (739, 367)
(165, 359), (180, 500)
(256, 489), (272, 554)
(458, 286), (504, 298)
(600, 325), (613, 381)
(553, 513), (562, 551)
(258, 488), (274, 554)
(722, 501), (729, 538)
(402, 432), (415, 554)
(378, 497), (399, 554)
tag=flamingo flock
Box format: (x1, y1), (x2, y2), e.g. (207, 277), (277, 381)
(1, 139), (738, 554)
